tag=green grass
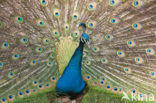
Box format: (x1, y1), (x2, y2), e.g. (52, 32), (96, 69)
(12, 86), (156, 103)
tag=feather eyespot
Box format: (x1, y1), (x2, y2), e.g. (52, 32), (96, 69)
(32, 89), (37, 93)
(18, 92), (24, 98)
(64, 24), (69, 30)
(124, 67), (131, 74)
(99, 80), (105, 86)
(105, 34), (113, 41)
(25, 89), (31, 96)
(53, 9), (60, 18)
(146, 48), (155, 55)
(132, 23), (142, 30)
(20, 37), (28, 44)
(45, 83), (50, 87)
(73, 31), (79, 38)
(47, 61), (52, 66)
(51, 76), (57, 82)
(72, 12), (79, 21)
(101, 58), (108, 64)
(110, 18), (119, 24)
(37, 19), (45, 27)
(109, 0), (120, 6)
(87, 2), (96, 11)
(132, 0), (141, 8)
(40, 0), (48, 7)
(112, 87), (119, 93)
(1, 42), (9, 49)
(49, 52), (55, 59)
(150, 71), (156, 78)
(91, 81), (98, 86)
(1, 98), (7, 103)
(38, 84), (44, 89)
(43, 38), (50, 45)
(88, 21), (96, 28)
(8, 95), (15, 101)
(12, 53), (20, 60)
(85, 75), (92, 80)
(15, 16), (23, 24)
(0, 61), (4, 68)
(33, 81), (38, 86)
(92, 47), (99, 52)
(85, 60), (91, 65)
(135, 57), (143, 64)
(127, 40), (135, 47)
(106, 85), (112, 90)
(53, 29), (60, 37)
(30, 60), (37, 66)
(8, 72), (15, 78)
(130, 88), (137, 96)
(117, 50), (125, 57)
(35, 47), (43, 53)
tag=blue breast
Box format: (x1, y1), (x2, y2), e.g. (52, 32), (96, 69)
(56, 41), (86, 94)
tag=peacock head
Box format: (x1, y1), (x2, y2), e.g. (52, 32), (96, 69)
(80, 33), (90, 45)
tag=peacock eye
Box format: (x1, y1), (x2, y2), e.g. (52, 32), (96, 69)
(111, 18), (115, 23)
(117, 50), (125, 57)
(15, 16), (23, 24)
(53, 9), (60, 18)
(34, 81), (37, 84)
(40, 21), (44, 26)
(9, 95), (13, 99)
(30, 60), (37, 66)
(88, 2), (96, 11)
(85, 60), (91, 65)
(88, 21), (96, 28)
(25, 89), (30, 94)
(40, 0), (48, 7)
(132, 0), (141, 7)
(114, 87), (118, 91)
(134, 1), (138, 6)
(0, 61), (3, 68)
(150, 71), (155, 78)
(105, 34), (113, 40)
(35, 47), (43, 53)
(33, 89), (37, 92)
(12, 53), (20, 60)
(110, 0), (115, 5)
(8, 72), (15, 78)
(72, 12), (79, 21)
(47, 61), (52, 66)
(19, 92), (23, 95)
(2, 42), (9, 49)
(38, 84), (43, 88)
(135, 57), (143, 64)
(132, 23), (141, 30)
(51, 76), (57, 82)
(64, 24), (69, 30)
(146, 48), (155, 55)
(124, 67), (131, 74)
(107, 86), (110, 88)
(2, 98), (6, 102)
(37, 19), (45, 27)
(43, 38), (50, 44)
(49, 52), (55, 59)
(46, 83), (50, 86)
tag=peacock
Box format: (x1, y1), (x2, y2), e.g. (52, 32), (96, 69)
(0, 0), (156, 103)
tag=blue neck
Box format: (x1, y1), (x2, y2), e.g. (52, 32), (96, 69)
(67, 41), (84, 68)
(56, 41), (86, 93)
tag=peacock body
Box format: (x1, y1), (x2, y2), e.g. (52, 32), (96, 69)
(0, 0), (156, 103)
